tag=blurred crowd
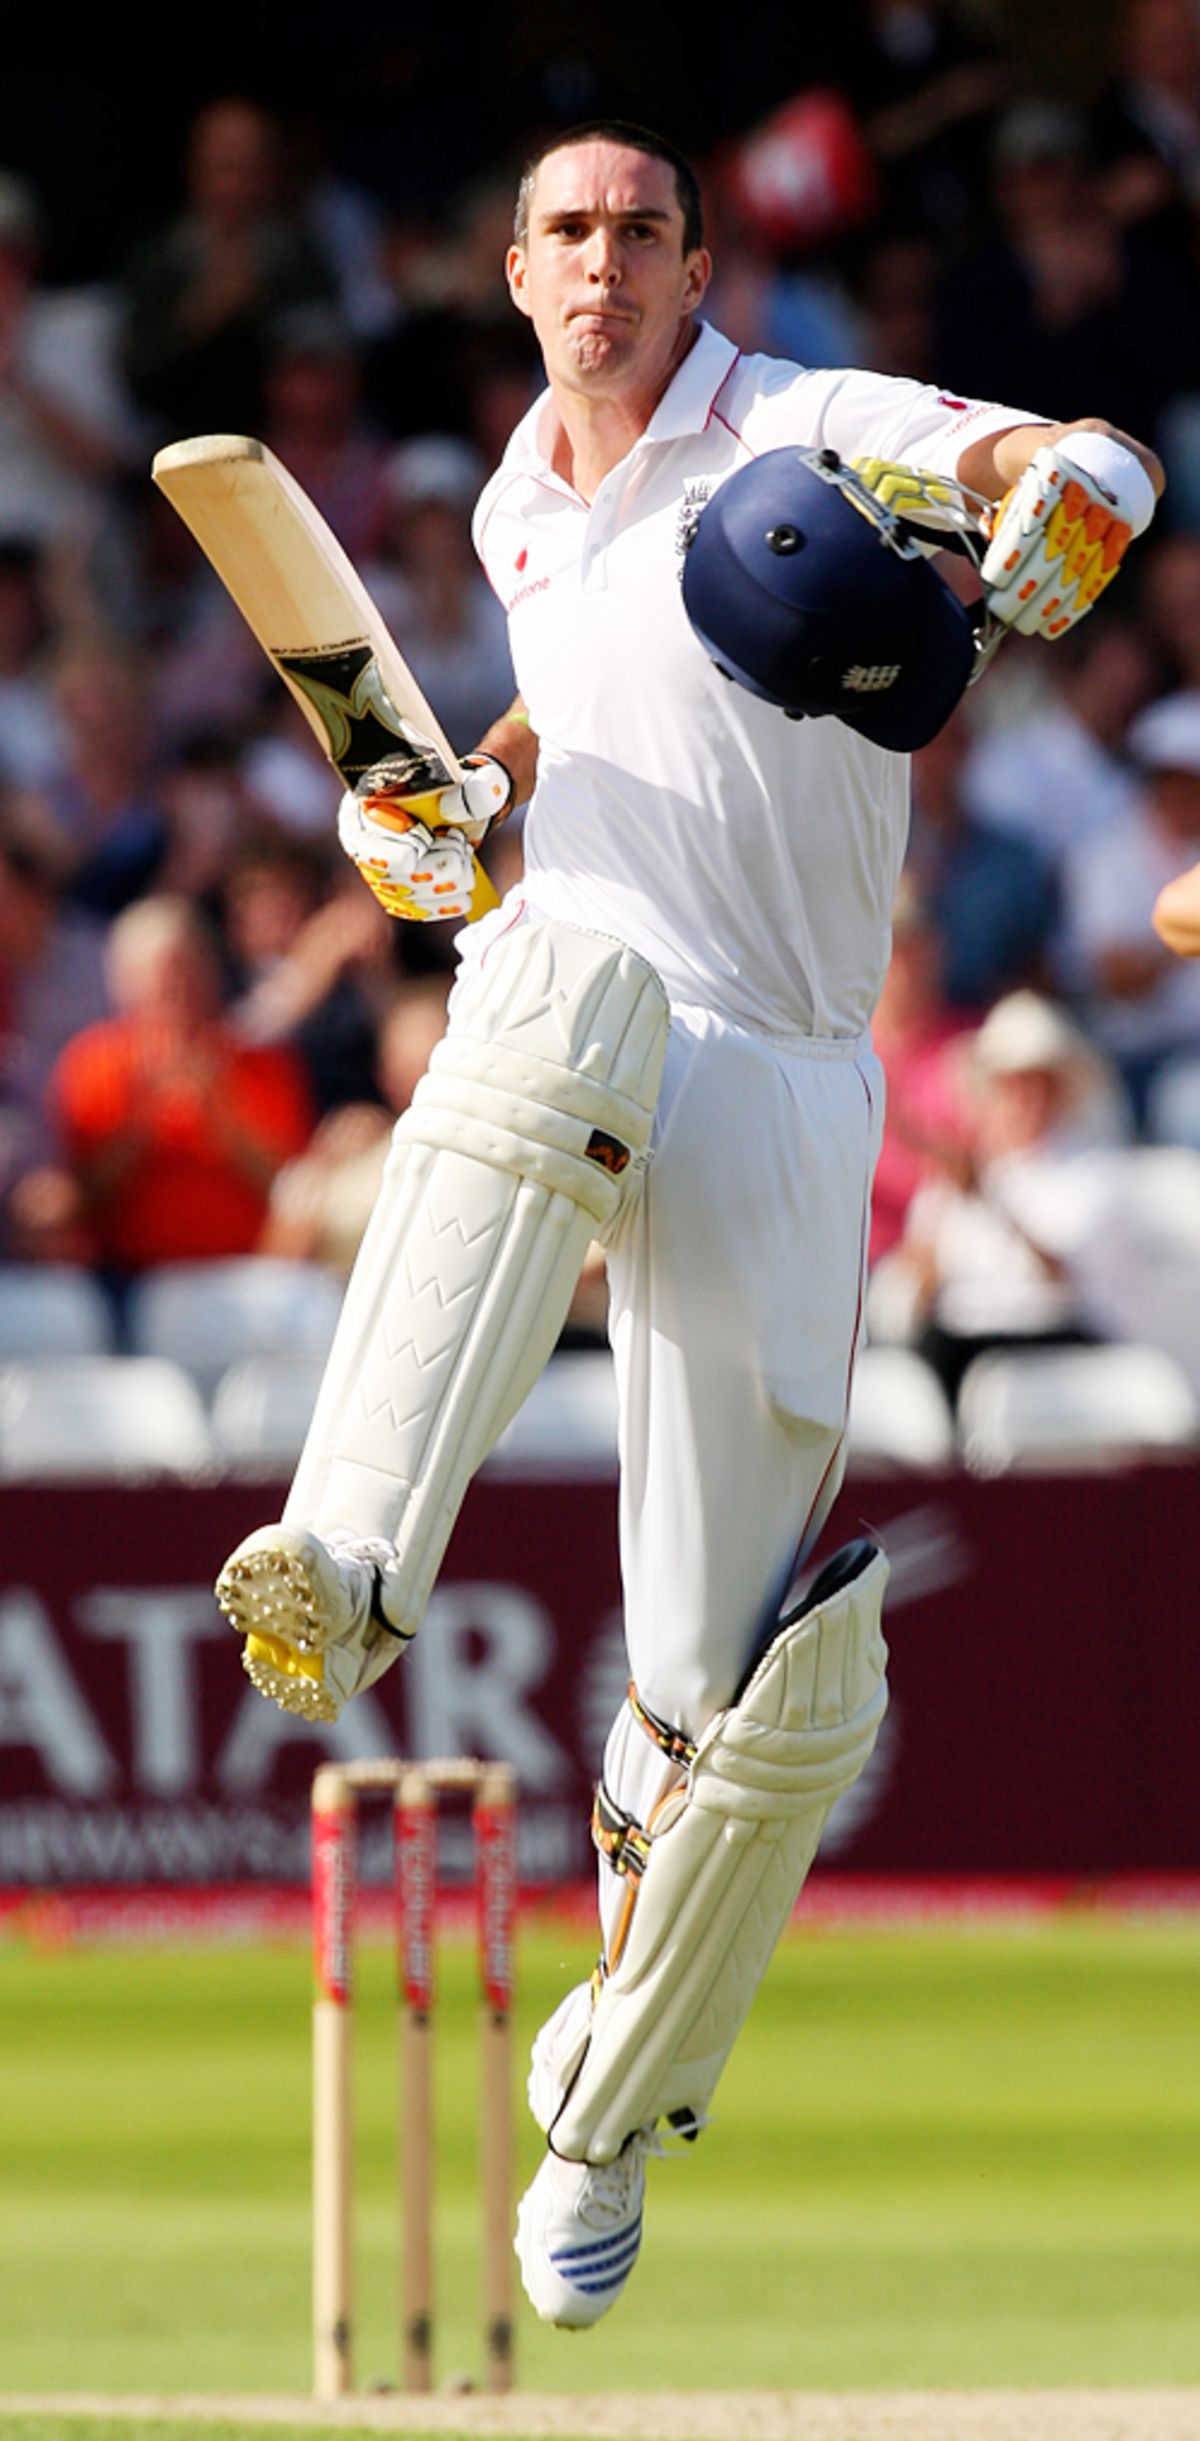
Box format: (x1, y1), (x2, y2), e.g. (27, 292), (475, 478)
(5, 1), (1200, 1410)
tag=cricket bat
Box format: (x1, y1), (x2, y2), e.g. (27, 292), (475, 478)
(151, 433), (498, 920)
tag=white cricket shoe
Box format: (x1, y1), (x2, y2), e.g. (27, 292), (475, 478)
(214, 1524), (404, 1721)
(514, 2134), (653, 2328)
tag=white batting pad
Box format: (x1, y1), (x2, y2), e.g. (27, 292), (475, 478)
(284, 917), (669, 1635)
(550, 1542), (889, 2164)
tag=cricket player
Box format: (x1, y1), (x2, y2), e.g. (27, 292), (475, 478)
(217, 121), (1162, 2328)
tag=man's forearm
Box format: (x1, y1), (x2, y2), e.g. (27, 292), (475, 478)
(475, 695), (539, 816)
(957, 416), (1165, 503)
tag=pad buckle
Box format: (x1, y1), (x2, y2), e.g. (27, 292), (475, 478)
(591, 1785), (652, 1880)
(627, 1683), (696, 1768)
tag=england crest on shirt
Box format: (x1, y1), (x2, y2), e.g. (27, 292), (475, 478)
(675, 478), (714, 569)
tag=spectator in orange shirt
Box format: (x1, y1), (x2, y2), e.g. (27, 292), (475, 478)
(27, 892), (313, 1286)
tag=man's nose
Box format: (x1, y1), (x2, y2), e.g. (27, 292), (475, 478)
(585, 231), (620, 283)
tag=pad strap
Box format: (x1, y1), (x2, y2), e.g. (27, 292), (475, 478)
(627, 1684), (697, 1768)
(591, 1783), (652, 1882)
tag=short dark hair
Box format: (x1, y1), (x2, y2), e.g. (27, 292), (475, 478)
(513, 120), (704, 256)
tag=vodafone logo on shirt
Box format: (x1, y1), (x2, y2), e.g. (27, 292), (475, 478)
(505, 556), (553, 614)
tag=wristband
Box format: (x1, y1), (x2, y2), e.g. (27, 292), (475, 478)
(1055, 432), (1157, 538)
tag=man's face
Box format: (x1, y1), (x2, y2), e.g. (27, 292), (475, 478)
(506, 140), (710, 405)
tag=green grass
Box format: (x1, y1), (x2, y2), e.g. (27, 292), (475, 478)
(0, 1917), (1198, 2397)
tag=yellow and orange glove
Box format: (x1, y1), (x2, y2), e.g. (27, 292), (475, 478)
(337, 753), (511, 922)
(979, 435), (1157, 639)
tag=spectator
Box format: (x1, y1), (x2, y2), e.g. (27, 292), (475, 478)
(237, 694), (342, 846)
(222, 834), (395, 1113)
(935, 100), (1192, 454)
(1063, 688), (1200, 1121)
(21, 894), (313, 1298)
(854, 231), (940, 381)
(700, 93), (874, 371)
(891, 989), (1129, 1408)
(260, 304), (393, 567)
(963, 610), (1160, 983)
(0, 816), (109, 1081)
(152, 736), (258, 912)
(868, 874), (978, 1264)
(965, 612), (1157, 864)
(22, 637), (169, 917)
(363, 434), (515, 750)
(0, 819), (109, 1249)
(1091, 0), (1200, 252)
(1139, 532), (1200, 686)
(907, 703), (1059, 1011)
(0, 170), (137, 563)
(0, 539), (67, 789)
(1089, 0), (1200, 519)
(276, 109), (399, 346)
(121, 95), (338, 440)
(852, 1), (1011, 221)
(261, 972), (452, 1272)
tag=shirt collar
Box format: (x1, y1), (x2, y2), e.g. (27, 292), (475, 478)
(643, 320), (740, 442)
(504, 320), (740, 479)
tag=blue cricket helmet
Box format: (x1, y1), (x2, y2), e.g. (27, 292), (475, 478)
(682, 445), (979, 752)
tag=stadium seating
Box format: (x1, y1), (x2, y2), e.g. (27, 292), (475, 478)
(0, 1355), (214, 1480)
(0, 1263), (115, 1360)
(482, 1349), (620, 1477)
(1077, 1146), (1200, 1396)
(957, 1342), (1199, 1475)
(209, 1352), (326, 1472)
(846, 1344), (957, 1468)
(127, 1257), (344, 1398)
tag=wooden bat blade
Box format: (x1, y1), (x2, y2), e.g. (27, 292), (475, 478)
(152, 433), (498, 920)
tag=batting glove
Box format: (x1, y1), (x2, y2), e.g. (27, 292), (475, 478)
(852, 457), (977, 543)
(980, 435), (1157, 640)
(337, 753), (512, 923)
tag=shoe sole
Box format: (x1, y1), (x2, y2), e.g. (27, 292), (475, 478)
(214, 1532), (345, 1722)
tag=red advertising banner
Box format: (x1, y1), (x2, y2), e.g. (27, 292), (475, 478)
(1, 1460), (1198, 1888)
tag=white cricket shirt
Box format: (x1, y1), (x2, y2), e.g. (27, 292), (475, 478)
(472, 321), (1035, 1037)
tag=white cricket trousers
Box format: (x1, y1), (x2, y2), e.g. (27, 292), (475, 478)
(598, 999), (883, 1953)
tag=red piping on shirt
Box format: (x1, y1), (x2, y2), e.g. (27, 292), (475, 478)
(705, 352), (757, 455)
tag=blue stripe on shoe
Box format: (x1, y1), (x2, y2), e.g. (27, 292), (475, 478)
(551, 2226), (643, 2289)
(550, 2217), (643, 2270)
(569, 2247), (644, 2294)
(571, 2261), (640, 2294)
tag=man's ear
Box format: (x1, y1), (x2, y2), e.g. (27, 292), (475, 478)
(683, 248), (713, 313)
(506, 245), (532, 319)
